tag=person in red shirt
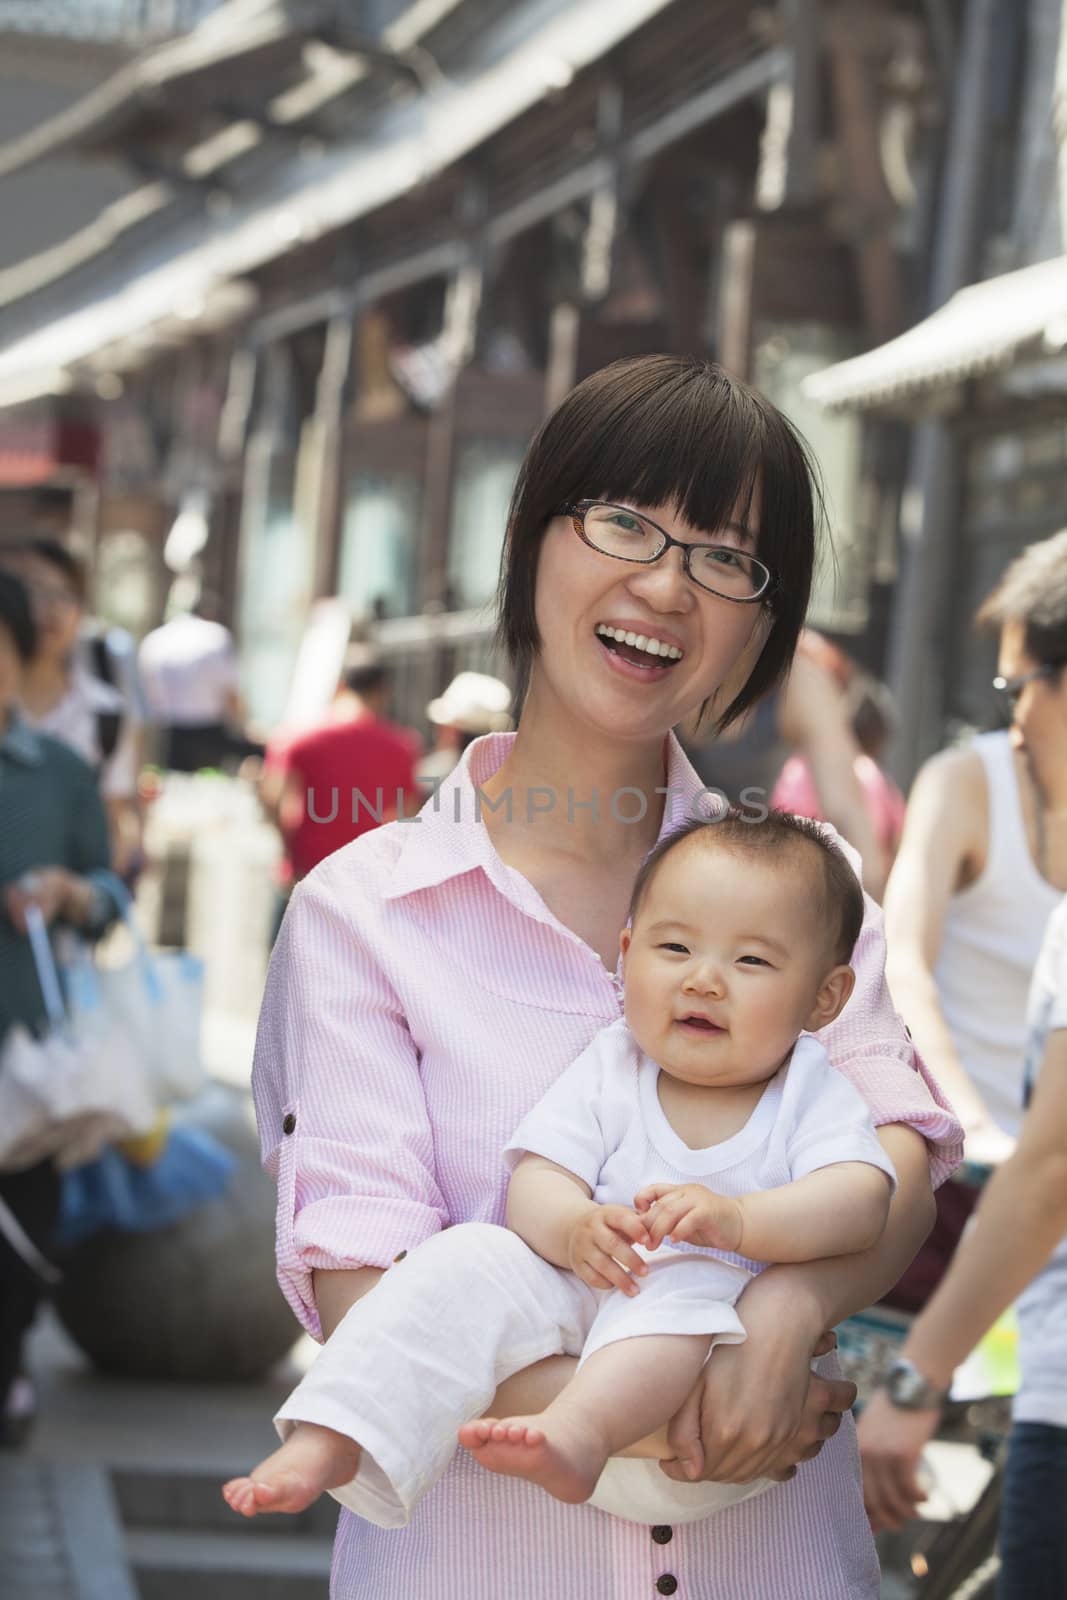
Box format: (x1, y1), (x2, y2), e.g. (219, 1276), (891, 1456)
(270, 657), (421, 895)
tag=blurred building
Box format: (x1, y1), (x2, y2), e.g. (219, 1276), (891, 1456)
(0, 0), (961, 736)
(808, 0), (1067, 777)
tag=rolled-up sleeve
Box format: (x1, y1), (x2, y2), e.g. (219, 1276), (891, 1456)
(252, 868), (448, 1338)
(817, 891), (964, 1189)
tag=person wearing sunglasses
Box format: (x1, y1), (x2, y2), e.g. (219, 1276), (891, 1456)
(881, 531), (1067, 1172)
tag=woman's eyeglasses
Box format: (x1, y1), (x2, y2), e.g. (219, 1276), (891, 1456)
(563, 501), (773, 604)
(993, 662), (1064, 708)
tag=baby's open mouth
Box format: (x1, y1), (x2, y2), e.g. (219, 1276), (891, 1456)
(595, 624), (683, 669)
(676, 1015), (724, 1032)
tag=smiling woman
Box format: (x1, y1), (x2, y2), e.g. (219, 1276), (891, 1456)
(497, 355), (820, 726)
(245, 354), (961, 1600)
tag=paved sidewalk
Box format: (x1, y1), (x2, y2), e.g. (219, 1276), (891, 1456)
(1, 1312), (332, 1600)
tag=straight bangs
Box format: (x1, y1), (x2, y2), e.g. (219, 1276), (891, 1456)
(497, 356), (821, 723)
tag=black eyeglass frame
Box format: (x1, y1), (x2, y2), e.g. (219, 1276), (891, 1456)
(562, 500), (775, 605)
(992, 662), (1066, 706)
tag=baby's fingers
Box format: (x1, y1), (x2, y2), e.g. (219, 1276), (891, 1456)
(586, 1246), (642, 1297)
(634, 1183), (675, 1212)
(646, 1200), (687, 1247)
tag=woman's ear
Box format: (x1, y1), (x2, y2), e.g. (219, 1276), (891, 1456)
(805, 964), (856, 1032)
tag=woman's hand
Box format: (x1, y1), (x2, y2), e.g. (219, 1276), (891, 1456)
(660, 1283), (854, 1485)
(567, 1203), (650, 1297)
(3, 868), (77, 933)
(856, 1388), (937, 1531)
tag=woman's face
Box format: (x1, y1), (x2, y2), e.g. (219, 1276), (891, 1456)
(0, 621), (22, 713)
(999, 619), (1067, 780)
(528, 498), (771, 745)
(13, 553), (83, 663)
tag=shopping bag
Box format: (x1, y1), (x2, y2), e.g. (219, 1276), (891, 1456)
(75, 871), (206, 1104)
(0, 906), (158, 1173)
(57, 1123), (237, 1247)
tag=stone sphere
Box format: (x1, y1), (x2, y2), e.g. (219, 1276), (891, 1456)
(54, 1084), (301, 1381)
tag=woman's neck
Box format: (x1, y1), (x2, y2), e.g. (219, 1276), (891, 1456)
(20, 656), (70, 717)
(480, 690), (668, 863)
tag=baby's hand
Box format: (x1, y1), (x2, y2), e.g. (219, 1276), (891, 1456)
(634, 1183), (744, 1253)
(568, 1204), (651, 1297)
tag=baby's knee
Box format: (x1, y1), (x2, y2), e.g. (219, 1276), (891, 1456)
(413, 1222), (533, 1274)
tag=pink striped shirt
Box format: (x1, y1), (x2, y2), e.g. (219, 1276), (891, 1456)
(253, 731), (962, 1600)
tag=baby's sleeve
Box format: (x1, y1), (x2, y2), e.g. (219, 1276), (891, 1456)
(502, 1026), (619, 1192)
(783, 1037), (898, 1193)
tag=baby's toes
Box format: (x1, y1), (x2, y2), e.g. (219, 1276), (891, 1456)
(222, 1478), (256, 1517)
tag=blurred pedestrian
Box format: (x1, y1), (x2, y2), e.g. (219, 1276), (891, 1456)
(773, 673), (906, 882)
(0, 571), (120, 1446)
(884, 531), (1067, 1165)
(416, 670), (512, 790)
(682, 629), (888, 897)
(0, 539), (143, 880)
(138, 590), (245, 772)
(263, 655), (420, 934)
(858, 891), (1067, 1597)
(877, 532), (1067, 1316)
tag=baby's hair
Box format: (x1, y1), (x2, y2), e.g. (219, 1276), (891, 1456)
(628, 809), (865, 966)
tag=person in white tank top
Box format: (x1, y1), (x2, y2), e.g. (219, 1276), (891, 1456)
(884, 529), (1067, 1161)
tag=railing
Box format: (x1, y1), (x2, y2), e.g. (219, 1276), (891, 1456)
(0, 0), (222, 39)
(369, 606), (509, 734)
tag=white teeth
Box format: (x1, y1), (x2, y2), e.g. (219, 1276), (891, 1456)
(595, 623), (683, 661)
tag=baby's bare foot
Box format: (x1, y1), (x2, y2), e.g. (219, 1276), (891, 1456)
(222, 1422), (362, 1518)
(458, 1415), (606, 1504)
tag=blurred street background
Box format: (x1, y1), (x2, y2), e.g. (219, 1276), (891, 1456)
(2, 0), (1067, 1595)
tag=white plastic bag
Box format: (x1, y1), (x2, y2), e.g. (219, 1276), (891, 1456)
(0, 906), (158, 1173)
(73, 872), (206, 1104)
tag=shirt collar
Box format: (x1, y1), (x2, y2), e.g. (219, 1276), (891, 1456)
(381, 728), (713, 904)
(0, 709), (45, 766)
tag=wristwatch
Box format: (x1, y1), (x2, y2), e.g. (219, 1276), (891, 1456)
(884, 1357), (949, 1412)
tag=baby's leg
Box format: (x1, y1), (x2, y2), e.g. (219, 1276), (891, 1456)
(223, 1422), (361, 1518)
(459, 1333), (710, 1503)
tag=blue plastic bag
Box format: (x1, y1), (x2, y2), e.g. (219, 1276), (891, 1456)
(57, 1125), (237, 1248)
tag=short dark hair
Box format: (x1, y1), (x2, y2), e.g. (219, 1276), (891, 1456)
(0, 570), (38, 662)
(975, 528), (1067, 667)
(0, 537), (87, 604)
(628, 808), (865, 966)
(343, 659), (388, 698)
(496, 355), (822, 728)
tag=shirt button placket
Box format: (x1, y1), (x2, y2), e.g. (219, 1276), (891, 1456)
(650, 1526), (676, 1595)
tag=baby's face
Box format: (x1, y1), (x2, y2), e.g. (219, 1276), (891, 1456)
(620, 843), (833, 1089)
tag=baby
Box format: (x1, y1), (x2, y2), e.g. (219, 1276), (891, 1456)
(224, 811), (896, 1523)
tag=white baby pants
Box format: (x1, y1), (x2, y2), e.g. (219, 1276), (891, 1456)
(274, 1221), (772, 1527)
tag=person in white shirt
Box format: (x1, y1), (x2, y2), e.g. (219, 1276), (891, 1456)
(138, 592), (243, 772)
(223, 810), (896, 1526)
(0, 539), (142, 877)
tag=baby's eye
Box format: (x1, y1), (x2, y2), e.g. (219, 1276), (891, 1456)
(737, 955), (770, 967)
(659, 942), (690, 955)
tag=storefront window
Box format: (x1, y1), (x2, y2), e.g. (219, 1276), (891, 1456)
(338, 472), (420, 620)
(447, 441), (523, 611)
(237, 449), (313, 726)
(754, 325), (865, 632)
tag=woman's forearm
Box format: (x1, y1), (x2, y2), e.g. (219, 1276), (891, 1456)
(312, 1265), (384, 1340)
(905, 1149), (1067, 1388)
(747, 1126), (935, 1334)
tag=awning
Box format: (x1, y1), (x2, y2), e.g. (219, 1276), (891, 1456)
(0, 0), (688, 409)
(802, 254), (1067, 413)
